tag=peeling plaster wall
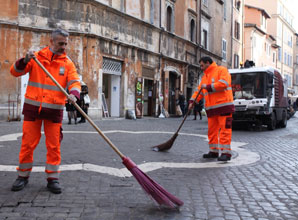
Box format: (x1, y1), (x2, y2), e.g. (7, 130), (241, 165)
(0, 0), (18, 21)
(189, 0), (196, 11)
(0, 0), (198, 120)
(0, 26), (19, 102)
(175, 0), (186, 37)
(111, 0), (122, 10)
(126, 0), (141, 19)
(17, 0), (157, 52)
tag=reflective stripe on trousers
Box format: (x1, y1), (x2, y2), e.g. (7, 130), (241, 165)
(207, 114), (232, 153)
(17, 119), (62, 178)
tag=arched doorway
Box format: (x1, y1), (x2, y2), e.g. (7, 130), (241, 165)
(164, 66), (182, 116)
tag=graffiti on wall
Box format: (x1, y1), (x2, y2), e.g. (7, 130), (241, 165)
(135, 77), (143, 118)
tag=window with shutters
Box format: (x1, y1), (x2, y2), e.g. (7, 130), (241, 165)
(234, 21), (240, 40)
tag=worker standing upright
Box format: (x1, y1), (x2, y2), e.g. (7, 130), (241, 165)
(189, 57), (235, 161)
(10, 28), (81, 193)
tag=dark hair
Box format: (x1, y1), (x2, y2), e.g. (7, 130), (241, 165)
(199, 56), (213, 64)
(52, 28), (69, 39)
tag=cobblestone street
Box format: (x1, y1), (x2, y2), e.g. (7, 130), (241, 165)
(0, 115), (297, 220)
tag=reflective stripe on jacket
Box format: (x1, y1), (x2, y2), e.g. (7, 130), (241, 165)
(191, 62), (234, 117)
(10, 47), (81, 122)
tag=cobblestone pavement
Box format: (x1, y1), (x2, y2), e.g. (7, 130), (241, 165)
(0, 114), (297, 220)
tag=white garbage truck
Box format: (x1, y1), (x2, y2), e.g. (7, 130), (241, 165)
(229, 66), (288, 130)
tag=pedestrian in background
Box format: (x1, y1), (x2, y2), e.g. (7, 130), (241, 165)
(78, 82), (90, 123)
(65, 97), (77, 124)
(188, 56), (234, 161)
(193, 99), (204, 120)
(177, 90), (186, 117)
(10, 28), (81, 194)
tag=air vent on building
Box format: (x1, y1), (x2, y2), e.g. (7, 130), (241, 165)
(103, 58), (122, 75)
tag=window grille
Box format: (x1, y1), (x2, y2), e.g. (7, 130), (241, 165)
(103, 58), (122, 75)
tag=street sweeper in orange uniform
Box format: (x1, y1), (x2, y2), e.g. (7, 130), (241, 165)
(189, 56), (235, 161)
(10, 28), (81, 194)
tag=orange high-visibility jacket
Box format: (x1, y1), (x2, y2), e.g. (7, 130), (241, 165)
(10, 47), (81, 122)
(191, 62), (234, 117)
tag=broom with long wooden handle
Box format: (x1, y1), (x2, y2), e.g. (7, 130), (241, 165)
(152, 88), (202, 152)
(33, 57), (183, 208)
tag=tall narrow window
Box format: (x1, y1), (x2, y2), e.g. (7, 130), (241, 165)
(167, 6), (172, 32)
(278, 48), (282, 61)
(235, 0), (241, 10)
(190, 19), (195, 42)
(202, 29), (208, 49)
(222, 39), (227, 61)
(223, 0), (227, 21)
(234, 21), (240, 40)
(234, 54), (239, 68)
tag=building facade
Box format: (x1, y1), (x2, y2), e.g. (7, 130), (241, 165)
(294, 33), (298, 95)
(231, 0), (244, 69)
(0, 0), (239, 121)
(243, 5), (278, 68)
(246, 0), (296, 93)
(0, 0), (203, 120)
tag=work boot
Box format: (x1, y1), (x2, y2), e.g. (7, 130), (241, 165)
(203, 152), (219, 159)
(11, 177), (28, 191)
(218, 153), (232, 161)
(47, 179), (62, 194)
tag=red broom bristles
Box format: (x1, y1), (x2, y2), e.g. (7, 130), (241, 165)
(122, 157), (184, 208)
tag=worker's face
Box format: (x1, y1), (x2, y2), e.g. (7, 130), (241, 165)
(50, 35), (68, 55)
(199, 61), (210, 71)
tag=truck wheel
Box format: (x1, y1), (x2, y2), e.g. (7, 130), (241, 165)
(279, 111), (287, 128)
(267, 113), (276, 130)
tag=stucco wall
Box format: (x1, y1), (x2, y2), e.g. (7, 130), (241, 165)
(0, 0), (198, 120)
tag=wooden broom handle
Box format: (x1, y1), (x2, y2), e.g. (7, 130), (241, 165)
(33, 57), (125, 159)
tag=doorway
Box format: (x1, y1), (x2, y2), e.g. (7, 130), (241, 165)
(102, 74), (120, 117)
(168, 72), (178, 115)
(143, 79), (154, 116)
(102, 58), (122, 117)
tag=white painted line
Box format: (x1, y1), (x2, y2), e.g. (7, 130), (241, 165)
(0, 130), (260, 177)
(0, 133), (23, 142)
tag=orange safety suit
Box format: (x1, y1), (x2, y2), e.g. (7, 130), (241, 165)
(190, 62), (234, 154)
(10, 46), (81, 179)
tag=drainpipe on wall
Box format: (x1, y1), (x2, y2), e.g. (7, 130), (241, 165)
(196, 0), (203, 89)
(241, 0), (245, 65)
(199, 0), (202, 60)
(230, 0), (233, 68)
(156, 0), (162, 117)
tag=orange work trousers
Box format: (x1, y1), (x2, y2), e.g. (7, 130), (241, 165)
(207, 114), (233, 154)
(17, 119), (62, 179)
